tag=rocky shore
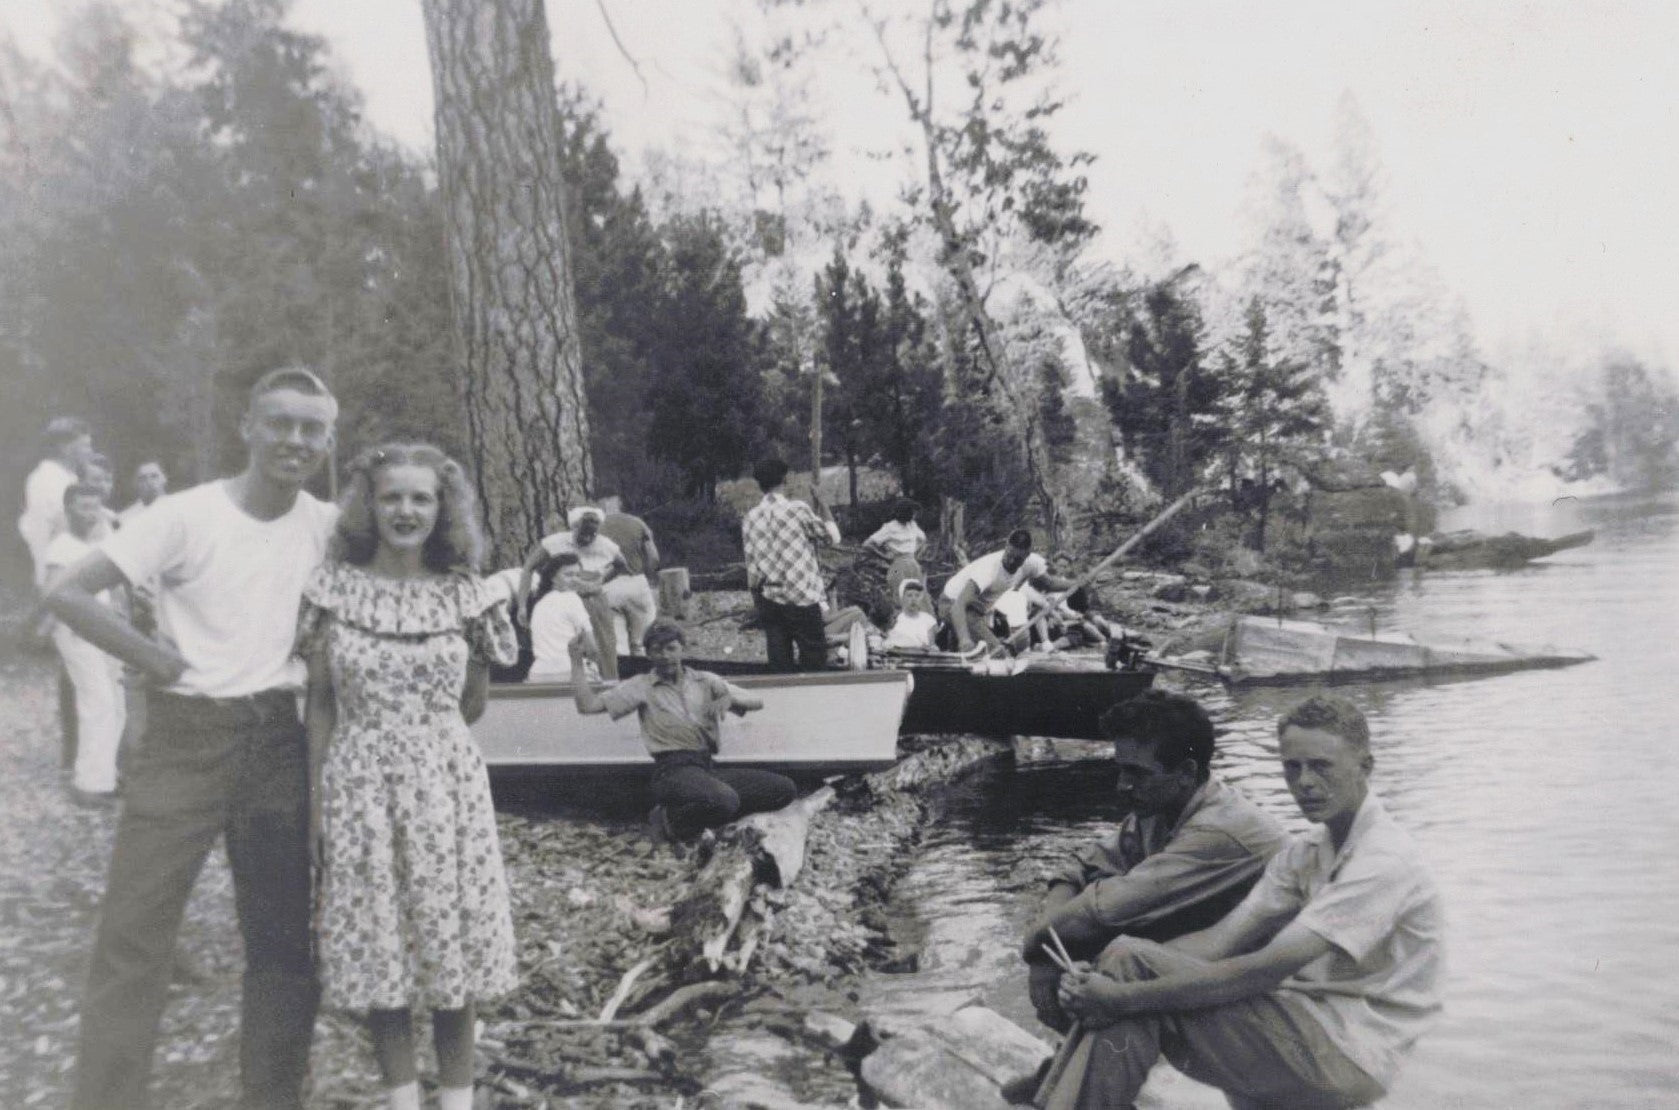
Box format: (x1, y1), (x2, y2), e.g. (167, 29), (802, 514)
(0, 564), (1331, 1108)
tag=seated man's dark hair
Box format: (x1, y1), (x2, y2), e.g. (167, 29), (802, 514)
(1277, 692), (1371, 755)
(643, 618), (687, 653)
(1099, 689), (1216, 781)
(753, 458), (790, 491)
(1007, 528), (1034, 549)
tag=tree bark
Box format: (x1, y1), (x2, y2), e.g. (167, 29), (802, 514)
(421, 0), (592, 566)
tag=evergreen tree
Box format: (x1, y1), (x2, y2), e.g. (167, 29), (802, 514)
(647, 213), (764, 499)
(1223, 297), (1329, 548)
(1103, 275), (1226, 499)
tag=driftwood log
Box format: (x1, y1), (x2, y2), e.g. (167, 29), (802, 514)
(672, 786), (837, 973)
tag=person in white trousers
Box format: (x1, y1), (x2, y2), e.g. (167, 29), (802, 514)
(43, 483), (126, 804)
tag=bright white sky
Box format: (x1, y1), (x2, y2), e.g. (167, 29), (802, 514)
(4, 0), (1677, 370)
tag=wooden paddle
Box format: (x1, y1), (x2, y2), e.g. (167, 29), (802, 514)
(1033, 925), (1083, 1108)
(1004, 487), (1208, 654)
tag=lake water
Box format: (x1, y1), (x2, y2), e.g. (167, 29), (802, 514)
(848, 491), (1679, 1108)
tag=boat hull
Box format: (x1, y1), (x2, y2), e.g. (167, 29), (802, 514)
(616, 654), (1157, 741)
(476, 669), (911, 774)
(1218, 615), (1596, 685)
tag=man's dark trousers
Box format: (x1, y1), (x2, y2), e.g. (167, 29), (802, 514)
(650, 750), (798, 839)
(72, 690), (318, 1110)
(752, 589), (827, 672)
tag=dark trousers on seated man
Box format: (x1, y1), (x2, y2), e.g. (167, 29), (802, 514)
(752, 587), (827, 672)
(73, 690), (318, 1110)
(650, 750), (797, 839)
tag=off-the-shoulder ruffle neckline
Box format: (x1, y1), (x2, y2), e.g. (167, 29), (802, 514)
(304, 560), (500, 636)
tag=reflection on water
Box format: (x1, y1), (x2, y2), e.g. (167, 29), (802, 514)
(858, 491), (1679, 1108)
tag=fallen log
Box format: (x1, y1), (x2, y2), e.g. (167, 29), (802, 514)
(673, 787), (838, 972)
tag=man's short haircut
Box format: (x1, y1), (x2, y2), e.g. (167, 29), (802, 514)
(642, 618), (687, 653)
(135, 459), (165, 474)
(1007, 528), (1034, 549)
(893, 498), (919, 522)
(754, 458), (790, 491)
(43, 417), (91, 450)
(1099, 689), (1217, 780)
(1277, 693), (1371, 755)
(248, 365), (335, 408)
(82, 453), (112, 474)
(62, 482), (103, 507)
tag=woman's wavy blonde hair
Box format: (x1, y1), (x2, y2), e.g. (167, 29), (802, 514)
(334, 443), (486, 572)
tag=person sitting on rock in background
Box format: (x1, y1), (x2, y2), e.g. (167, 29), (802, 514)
(568, 619), (796, 848)
(515, 505), (630, 680)
(1041, 693), (1443, 1110)
(883, 578), (940, 651)
(1020, 690), (1286, 1036)
(598, 493), (660, 656)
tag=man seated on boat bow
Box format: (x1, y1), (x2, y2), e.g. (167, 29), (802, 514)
(568, 619), (797, 848)
(1020, 691), (1287, 1035)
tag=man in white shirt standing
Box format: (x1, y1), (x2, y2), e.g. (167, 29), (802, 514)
(46, 367), (340, 1110)
(18, 415), (96, 582)
(43, 483), (127, 805)
(119, 459), (169, 525)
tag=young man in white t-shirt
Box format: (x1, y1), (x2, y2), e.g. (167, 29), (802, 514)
(46, 367), (340, 1110)
(44, 483), (127, 804)
(940, 528), (1075, 653)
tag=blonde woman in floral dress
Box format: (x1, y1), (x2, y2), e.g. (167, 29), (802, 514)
(297, 444), (518, 1110)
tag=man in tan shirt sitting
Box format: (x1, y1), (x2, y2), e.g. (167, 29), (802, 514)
(1042, 693), (1444, 1110)
(1021, 690), (1287, 1033)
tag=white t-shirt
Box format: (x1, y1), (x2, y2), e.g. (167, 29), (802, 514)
(101, 481), (338, 697)
(866, 519), (926, 559)
(539, 530), (624, 577)
(528, 589), (593, 679)
(941, 549), (1048, 609)
(43, 531), (114, 609)
(18, 458), (77, 581)
(884, 610), (938, 650)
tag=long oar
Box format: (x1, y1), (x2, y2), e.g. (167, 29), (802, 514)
(1005, 487), (1208, 654)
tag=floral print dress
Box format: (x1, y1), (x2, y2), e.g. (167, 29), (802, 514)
(297, 562), (520, 1012)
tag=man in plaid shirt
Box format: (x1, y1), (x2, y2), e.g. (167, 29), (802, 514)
(742, 458), (839, 672)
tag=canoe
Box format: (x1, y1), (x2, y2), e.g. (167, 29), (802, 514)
(476, 669), (912, 774)
(1154, 615), (1596, 686)
(617, 651), (1157, 741)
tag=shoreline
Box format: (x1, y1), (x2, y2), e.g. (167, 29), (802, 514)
(0, 567), (1330, 1108)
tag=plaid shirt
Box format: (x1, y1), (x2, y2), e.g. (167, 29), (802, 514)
(742, 492), (834, 606)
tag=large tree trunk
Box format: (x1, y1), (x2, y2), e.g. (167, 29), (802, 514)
(421, 0), (592, 566)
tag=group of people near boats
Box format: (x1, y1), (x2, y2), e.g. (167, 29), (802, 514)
(21, 367), (1440, 1109)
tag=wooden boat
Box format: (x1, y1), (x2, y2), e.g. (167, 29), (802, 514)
(477, 669), (912, 774)
(616, 650), (1157, 742)
(1152, 615), (1596, 686)
(1407, 528), (1595, 570)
